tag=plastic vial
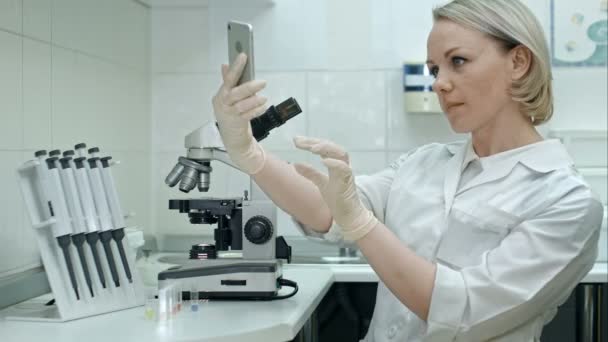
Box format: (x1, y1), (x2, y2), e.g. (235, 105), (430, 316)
(158, 288), (168, 321)
(176, 286), (182, 312)
(144, 295), (156, 320)
(190, 289), (199, 312)
(168, 287), (176, 317)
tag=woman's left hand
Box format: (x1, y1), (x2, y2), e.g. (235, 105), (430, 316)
(293, 136), (379, 241)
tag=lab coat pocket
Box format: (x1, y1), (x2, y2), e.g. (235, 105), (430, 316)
(436, 204), (521, 269)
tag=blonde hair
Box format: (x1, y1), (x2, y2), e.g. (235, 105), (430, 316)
(433, 0), (553, 125)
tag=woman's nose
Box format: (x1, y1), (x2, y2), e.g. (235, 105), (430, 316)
(432, 73), (452, 93)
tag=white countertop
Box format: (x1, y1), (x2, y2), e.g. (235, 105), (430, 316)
(1, 259), (605, 342)
(0, 267), (333, 342)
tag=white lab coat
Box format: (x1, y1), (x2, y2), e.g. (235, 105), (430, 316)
(296, 139), (604, 342)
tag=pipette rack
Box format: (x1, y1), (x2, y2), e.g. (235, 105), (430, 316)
(10, 146), (144, 322)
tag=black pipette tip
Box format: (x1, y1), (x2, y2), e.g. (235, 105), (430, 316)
(88, 147), (100, 154)
(63, 150), (75, 157)
(34, 150), (47, 158)
(72, 234), (94, 298)
(99, 231), (120, 288)
(49, 149), (61, 157)
(57, 235), (80, 300)
(74, 143), (86, 150)
(112, 228), (133, 283)
(86, 233), (106, 289)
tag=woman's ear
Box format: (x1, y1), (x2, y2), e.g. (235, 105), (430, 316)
(510, 45), (532, 81)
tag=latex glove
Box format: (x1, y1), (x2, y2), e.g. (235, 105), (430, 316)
(212, 53), (268, 174)
(293, 136), (379, 241)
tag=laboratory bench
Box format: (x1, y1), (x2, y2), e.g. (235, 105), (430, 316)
(0, 266), (333, 342)
(0, 257), (606, 342)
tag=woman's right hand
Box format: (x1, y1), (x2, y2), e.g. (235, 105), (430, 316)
(212, 53), (268, 174)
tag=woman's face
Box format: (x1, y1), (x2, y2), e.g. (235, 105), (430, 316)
(426, 19), (515, 134)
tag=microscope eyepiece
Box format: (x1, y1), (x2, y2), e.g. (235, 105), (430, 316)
(250, 97), (302, 142)
(275, 97), (302, 122)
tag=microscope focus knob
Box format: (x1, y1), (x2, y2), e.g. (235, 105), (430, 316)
(244, 216), (273, 244)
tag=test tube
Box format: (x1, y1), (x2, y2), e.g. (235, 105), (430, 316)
(158, 287), (168, 321)
(169, 285), (176, 317)
(190, 288), (199, 312)
(177, 286), (182, 312)
(144, 293), (156, 321)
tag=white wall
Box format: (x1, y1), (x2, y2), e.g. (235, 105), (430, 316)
(149, 0), (607, 242)
(0, 0), (150, 279)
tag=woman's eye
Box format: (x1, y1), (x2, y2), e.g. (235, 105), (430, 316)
(452, 56), (466, 66)
(429, 66), (439, 78)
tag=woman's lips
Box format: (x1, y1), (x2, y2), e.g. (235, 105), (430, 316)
(446, 103), (464, 111)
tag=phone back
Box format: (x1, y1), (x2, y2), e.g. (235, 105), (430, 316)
(227, 21), (255, 85)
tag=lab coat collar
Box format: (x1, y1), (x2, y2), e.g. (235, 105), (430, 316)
(517, 139), (574, 172)
(443, 142), (468, 217)
(444, 138), (573, 172)
(452, 138), (574, 195)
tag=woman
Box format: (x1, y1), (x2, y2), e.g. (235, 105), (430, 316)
(212, 0), (604, 340)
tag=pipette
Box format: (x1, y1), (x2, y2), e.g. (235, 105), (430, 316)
(59, 154), (94, 297)
(90, 147), (132, 283)
(38, 150), (80, 300)
(74, 145), (121, 287)
(72, 151), (106, 289)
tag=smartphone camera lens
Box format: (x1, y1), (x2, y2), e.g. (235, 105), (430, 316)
(228, 24), (231, 30)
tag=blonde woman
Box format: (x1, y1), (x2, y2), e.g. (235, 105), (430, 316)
(212, 0), (604, 340)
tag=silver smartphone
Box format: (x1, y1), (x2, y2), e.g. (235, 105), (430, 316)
(227, 21), (255, 86)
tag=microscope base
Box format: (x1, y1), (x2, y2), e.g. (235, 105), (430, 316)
(158, 260), (283, 300)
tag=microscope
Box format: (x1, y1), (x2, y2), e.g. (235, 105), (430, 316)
(158, 98), (301, 300)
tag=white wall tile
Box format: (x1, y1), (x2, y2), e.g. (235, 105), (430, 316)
(49, 46), (78, 148)
(52, 51), (148, 151)
(0, 30), (22, 149)
(388, 0), (443, 66)
(151, 72), (220, 151)
(112, 0), (149, 70)
(23, 0), (51, 42)
(207, 0), (329, 71)
(23, 38), (51, 149)
(0, 152), (31, 278)
(52, 0), (111, 60)
(325, 0), (391, 69)
(307, 71), (386, 150)
(552, 68), (608, 131)
(52, 0), (148, 69)
(0, 0), (22, 33)
(386, 70), (464, 149)
(150, 8), (210, 72)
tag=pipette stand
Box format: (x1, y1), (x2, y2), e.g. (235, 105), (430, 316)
(9, 159), (144, 322)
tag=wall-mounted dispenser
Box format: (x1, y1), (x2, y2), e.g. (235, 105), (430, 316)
(403, 62), (442, 113)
